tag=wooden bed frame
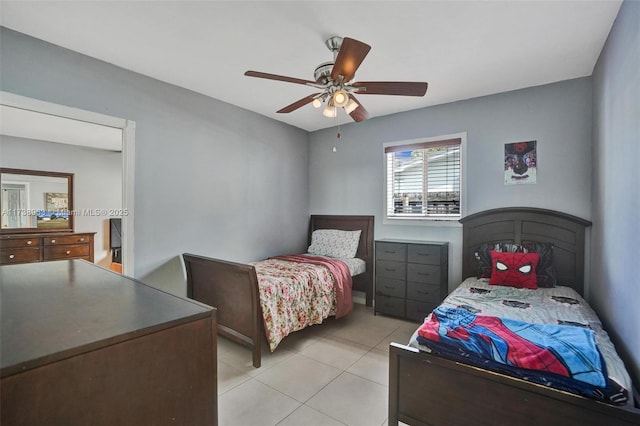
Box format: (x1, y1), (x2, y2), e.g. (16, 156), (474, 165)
(183, 214), (374, 368)
(389, 207), (640, 425)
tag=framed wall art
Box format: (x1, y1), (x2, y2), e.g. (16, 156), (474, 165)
(45, 192), (69, 211)
(504, 140), (536, 185)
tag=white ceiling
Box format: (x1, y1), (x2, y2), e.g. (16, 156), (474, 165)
(0, 1), (621, 132)
(0, 104), (123, 151)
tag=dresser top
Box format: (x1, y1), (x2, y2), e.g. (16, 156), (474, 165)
(376, 238), (449, 246)
(1, 260), (213, 377)
(0, 231), (96, 240)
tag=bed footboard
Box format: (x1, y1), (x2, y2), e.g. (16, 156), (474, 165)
(389, 343), (640, 426)
(183, 254), (262, 368)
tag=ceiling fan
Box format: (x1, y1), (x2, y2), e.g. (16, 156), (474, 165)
(244, 36), (428, 123)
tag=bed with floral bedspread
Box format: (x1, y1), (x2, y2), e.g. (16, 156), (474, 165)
(253, 255), (353, 351)
(183, 214), (374, 369)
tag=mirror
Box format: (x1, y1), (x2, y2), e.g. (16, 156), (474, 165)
(1, 168), (74, 233)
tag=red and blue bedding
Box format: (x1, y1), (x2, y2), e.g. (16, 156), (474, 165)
(410, 278), (633, 406)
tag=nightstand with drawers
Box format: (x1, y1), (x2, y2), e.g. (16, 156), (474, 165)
(375, 239), (448, 321)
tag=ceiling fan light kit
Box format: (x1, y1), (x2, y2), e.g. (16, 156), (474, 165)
(244, 36), (428, 123)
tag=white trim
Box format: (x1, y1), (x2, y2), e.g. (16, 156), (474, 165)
(121, 121), (135, 276)
(382, 218), (463, 228)
(382, 131), (467, 227)
(0, 91), (136, 276)
(1, 91), (125, 129)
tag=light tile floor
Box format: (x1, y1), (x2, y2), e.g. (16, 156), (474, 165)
(217, 303), (420, 426)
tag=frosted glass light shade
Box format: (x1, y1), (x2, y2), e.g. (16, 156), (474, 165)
(323, 104), (337, 117)
(332, 90), (349, 107)
(344, 99), (359, 114)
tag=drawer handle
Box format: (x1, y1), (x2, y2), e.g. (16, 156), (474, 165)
(384, 250), (396, 254)
(417, 290), (430, 295)
(51, 239), (56, 244)
(9, 254), (15, 259)
(384, 285), (395, 290)
(417, 253), (431, 256)
(418, 272), (431, 276)
(80, 238), (85, 242)
(385, 268), (396, 272)
(26, 240), (32, 245)
(66, 250), (71, 255)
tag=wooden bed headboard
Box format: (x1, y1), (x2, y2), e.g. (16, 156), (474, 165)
(460, 207), (592, 296)
(309, 215), (374, 306)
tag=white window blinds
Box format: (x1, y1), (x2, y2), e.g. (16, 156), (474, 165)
(385, 138), (461, 219)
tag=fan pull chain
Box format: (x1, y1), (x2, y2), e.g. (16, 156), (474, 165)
(332, 115), (341, 152)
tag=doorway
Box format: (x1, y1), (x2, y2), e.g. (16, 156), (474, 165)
(1, 182), (29, 228)
(0, 91), (135, 275)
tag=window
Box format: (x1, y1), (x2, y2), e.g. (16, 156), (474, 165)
(385, 136), (462, 220)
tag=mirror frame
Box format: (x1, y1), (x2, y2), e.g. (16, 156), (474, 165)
(1, 167), (74, 234)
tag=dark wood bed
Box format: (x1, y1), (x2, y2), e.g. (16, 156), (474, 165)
(388, 207), (640, 426)
(183, 214), (374, 368)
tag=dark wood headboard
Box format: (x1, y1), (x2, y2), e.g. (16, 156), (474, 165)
(309, 215), (374, 306)
(460, 208), (591, 295)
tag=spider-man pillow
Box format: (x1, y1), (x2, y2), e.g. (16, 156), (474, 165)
(475, 242), (556, 287)
(489, 251), (540, 289)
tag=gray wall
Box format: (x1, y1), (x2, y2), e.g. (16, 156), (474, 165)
(0, 136), (122, 268)
(591, 0), (639, 387)
(0, 27), (310, 295)
(309, 77), (593, 288)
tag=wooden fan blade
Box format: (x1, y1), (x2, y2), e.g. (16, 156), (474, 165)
(277, 93), (322, 113)
(347, 94), (370, 122)
(351, 81), (428, 96)
(330, 37), (371, 83)
(245, 70), (318, 86)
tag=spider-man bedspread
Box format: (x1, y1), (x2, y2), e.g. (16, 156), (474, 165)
(416, 305), (627, 404)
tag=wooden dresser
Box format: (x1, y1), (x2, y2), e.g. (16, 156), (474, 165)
(375, 239), (449, 321)
(1, 260), (217, 425)
(0, 232), (95, 265)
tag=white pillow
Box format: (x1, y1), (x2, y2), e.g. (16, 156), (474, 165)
(308, 229), (362, 259)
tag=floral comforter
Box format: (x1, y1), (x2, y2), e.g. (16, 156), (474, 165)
(252, 255), (353, 351)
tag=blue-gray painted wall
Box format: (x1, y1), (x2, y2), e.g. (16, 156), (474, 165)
(591, 0), (640, 388)
(0, 26), (310, 295)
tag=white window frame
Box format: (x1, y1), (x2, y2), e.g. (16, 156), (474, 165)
(383, 132), (467, 226)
